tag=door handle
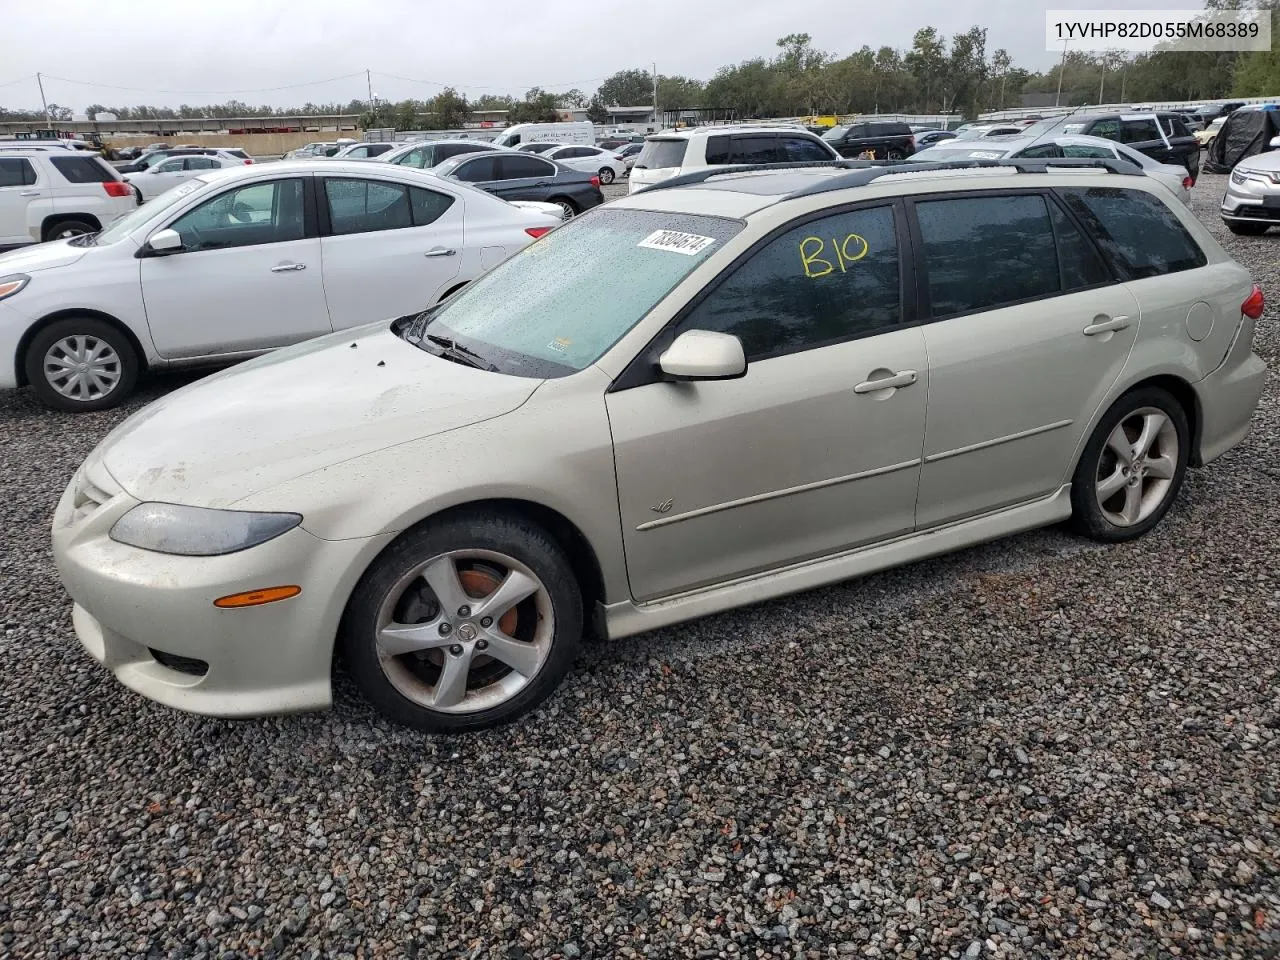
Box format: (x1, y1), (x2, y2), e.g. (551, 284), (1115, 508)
(1083, 315), (1131, 336)
(270, 262), (307, 272)
(424, 248), (456, 258)
(19, 190), (40, 196)
(853, 369), (918, 394)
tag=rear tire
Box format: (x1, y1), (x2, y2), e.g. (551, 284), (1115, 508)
(598, 167), (615, 184)
(342, 509), (583, 733)
(24, 316), (139, 412)
(1069, 387), (1189, 543)
(1226, 220), (1269, 236)
(42, 218), (97, 242)
(550, 197), (578, 219)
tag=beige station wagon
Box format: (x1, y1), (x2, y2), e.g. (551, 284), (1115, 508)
(53, 159), (1267, 732)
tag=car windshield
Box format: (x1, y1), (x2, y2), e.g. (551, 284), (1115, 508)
(407, 208), (743, 378)
(821, 126), (849, 141)
(91, 178), (208, 245)
(910, 145), (1011, 162)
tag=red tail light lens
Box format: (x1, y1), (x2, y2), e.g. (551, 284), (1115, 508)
(525, 226), (552, 239)
(590, 175), (601, 187)
(1242, 284), (1265, 320)
(1182, 175), (1194, 189)
(243, 158), (254, 164)
(102, 181), (132, 198)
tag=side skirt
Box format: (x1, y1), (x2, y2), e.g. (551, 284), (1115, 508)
(598, 485), (1073, 640)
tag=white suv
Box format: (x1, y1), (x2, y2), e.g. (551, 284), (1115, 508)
(0, 150), (137, 247)
(628, 125), (839, 193)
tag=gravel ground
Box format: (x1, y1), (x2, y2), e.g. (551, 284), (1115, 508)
(1, 173), (1277, 959)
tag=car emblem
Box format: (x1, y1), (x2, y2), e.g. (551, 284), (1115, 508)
(650, 498), (674, 514)
(457, 623), (477, 641)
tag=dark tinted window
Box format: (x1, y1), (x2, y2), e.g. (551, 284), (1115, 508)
(49, 155), (116, 183)
(409, 186), (455, 226)
(435, 143), (486, 161)
(1048, 200), (1110, 289)
(728, 135), (779, 164)
(186, 156), (218, 170)
(1121, 119), (1159, 144)
(704, 136), (731, 164)
(916, 194), (1059, 317)
(1059, 187), (1206, 280)
(677, 205), (901, 359)
(556, 147), (592, 159)
(453, 156), (499, 182)
(847, 124), (869, 138)
(365, 144), (393, 157)
(780, 136), (833, 162)
(324, 178), (412, 234)
(500, 155), (556, 179)
(1164, 116), (1192, 138)
(0, 158), (36, 187)
(1087, 118), (1121, 141)
(636, 139), (688, 169)
(1016, 144), (1061, 159)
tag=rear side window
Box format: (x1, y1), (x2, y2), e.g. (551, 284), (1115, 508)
(710, 135), (778, 165)
(635, 139), (687, 170)
(499, 155), (555, 179)
(1047, 201), (1111, 289)
(915, 194), (1060, 317)
(780, 137), (833, 162)
(676, 205), (902, 359)
(0, 158), (36, 187)
(1058, 187), (1206, 279)
(409, 186), (455, 226)
(364, 144), (393, 157)
(1087, 119), (1121, 141)
(452, 156), (499, 182)
(49, 155), (117, 183)
(1121, 119), (1159, 144)
(324, 178), (412, 234)
(1164, 117), (1192, 138)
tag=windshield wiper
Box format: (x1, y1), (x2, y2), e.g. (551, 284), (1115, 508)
(423, 333), (498, 372)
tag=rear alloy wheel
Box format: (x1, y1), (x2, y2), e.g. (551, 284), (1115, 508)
(43, 218), (96, 242)
(598, 167), (615, 184)
(1070, 388), (1189, 542)
(551, 197), (578, 219)
(343, 511), (582, 732)
(24, 316), (139, 412)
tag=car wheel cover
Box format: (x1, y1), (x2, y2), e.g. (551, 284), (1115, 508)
(374, 549), (554, 714)
(43, 335), (123, 401)
(556, 201), (575, 219)
(1094, 406), (1179, 527)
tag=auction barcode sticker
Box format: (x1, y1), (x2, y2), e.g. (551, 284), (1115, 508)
(638, 230), (717, 255)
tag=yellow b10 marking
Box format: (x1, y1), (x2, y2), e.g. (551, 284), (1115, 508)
(799, 233), (869, 278)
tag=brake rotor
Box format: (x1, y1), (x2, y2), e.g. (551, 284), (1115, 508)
(458, 566), (518, 635)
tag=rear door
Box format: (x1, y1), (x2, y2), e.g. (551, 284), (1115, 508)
(0, 157), (40, 244)
(486, 154), (559, 201)
(910, 190), (1141, 527)
(318, 175), (464, 328)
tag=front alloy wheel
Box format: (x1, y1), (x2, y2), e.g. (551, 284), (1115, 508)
(343, 511), (582, 732)
(598, 167), (615, 184)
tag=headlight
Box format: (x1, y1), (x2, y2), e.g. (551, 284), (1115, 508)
(0, 274), (29, 301)
(109, 503), (302, 556)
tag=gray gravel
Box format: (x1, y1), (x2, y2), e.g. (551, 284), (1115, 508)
(1, 173), (1277, 959)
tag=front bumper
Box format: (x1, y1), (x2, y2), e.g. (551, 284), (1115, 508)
(1220, 174), (1280, 223)
(51, 459), (394, 718)
(0, 300), (34, 390)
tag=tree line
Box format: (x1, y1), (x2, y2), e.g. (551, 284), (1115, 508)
(3, 4), (1275, 129)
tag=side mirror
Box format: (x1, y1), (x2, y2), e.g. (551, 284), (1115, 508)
(658, 330), (746, 381)
(146, 228), (183, 255)
(1270, 136), (1280, 149)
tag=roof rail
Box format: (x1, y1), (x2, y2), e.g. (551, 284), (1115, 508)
(634, 156), (1145, 198)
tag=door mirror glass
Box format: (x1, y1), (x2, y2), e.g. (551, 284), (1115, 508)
(659, 330), (746, 381)
(147, 228), (183, 253)
(1270, 136), (1280, 149)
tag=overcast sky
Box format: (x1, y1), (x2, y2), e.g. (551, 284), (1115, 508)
(3, 0), (1196, 112)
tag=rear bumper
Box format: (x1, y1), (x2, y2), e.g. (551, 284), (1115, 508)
(1194, 320), (1267, 466)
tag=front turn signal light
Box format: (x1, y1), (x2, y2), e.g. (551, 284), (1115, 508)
(214, 585), (302, 608)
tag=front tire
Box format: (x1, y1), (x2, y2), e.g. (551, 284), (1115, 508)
(550, 197), (578, 219)
(1226, 220), (1269, 236)
(598, 167), (615, 184)
(1069, 387), (1189, 543)
(24, 317), (139, 412)
(342, 510), (583, 733)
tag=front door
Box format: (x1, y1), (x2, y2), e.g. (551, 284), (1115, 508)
(909, 190), (1142, 528)
(318, 175), (465, 328)
(607, 203), (929, 601)
(0, 157), (39, 244)
(141, 176), (332, 358)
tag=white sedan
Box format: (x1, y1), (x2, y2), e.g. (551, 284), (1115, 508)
(0, 161), (561, 411)
(539, 145), (628, 184)
(123, 153), (243, 201)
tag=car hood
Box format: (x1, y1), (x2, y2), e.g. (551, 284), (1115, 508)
(1236, 150), (1280, 175)
(0, 240), (87, 274)
(95, 323), (542, 507)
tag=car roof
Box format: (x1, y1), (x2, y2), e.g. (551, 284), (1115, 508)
(651, 125), (818, 140)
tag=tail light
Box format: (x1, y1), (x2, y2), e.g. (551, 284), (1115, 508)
(613, 154), (625, 160)
(525, 226), (552, 239)
(102, 181), (132, 198)
(1182, 175), (1194, 189)
(590, 176), (601, 187)
(1242, 284), (1265, 320)
(243, 158), (254, 165)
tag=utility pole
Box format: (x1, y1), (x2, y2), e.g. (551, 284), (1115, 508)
(366, 68), (375, 115)
(36, 71), (51, 126)
(652, 62), (659, 129)
(1055, 41), (1067, 107)
(1098, 60), (1106, 104)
